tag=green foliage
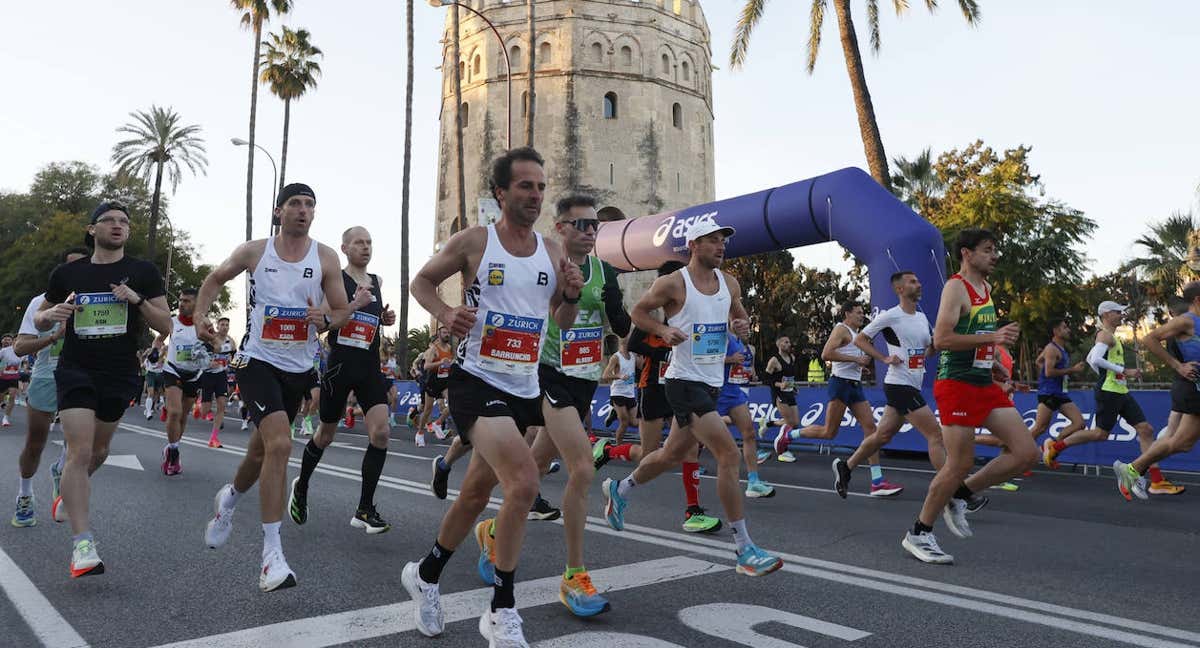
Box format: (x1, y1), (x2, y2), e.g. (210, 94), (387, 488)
(1120, 211), (1197, 302)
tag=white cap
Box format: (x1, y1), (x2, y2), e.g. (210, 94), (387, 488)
(1097, 301), (1127, 316)
(684, 217), (736, 243)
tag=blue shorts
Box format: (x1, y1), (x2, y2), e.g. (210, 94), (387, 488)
(717, 385), (749, 417)
(27, 375), (57, 413)
(827, 375), (867, 405)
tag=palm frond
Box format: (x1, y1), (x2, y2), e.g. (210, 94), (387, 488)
(729, 0), (768, 69)
(956, 0), (981, 25)
(867, 0), (881, 53)
(806, 0), (827, 74)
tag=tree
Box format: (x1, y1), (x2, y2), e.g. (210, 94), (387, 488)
(261, 26), (323, 193)
(1121, 211), (1198, 303)
(231, 0), (293, 241)
(399, 0), (415, 376)
(730, 0), (981, 190)
(111, 105), (208, 262)
(891, 147), (942, 215)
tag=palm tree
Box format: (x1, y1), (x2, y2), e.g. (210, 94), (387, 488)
(111, 106), (208, 261)
(1122, 211), (1199, 301)
(261, 26), (323, 193)
(891, 147), (942, 215)
(399, 0), (415, 374)
(231, 0), (293, 242)
(730, 0), (981, 191)
(525, 0), (536, 146)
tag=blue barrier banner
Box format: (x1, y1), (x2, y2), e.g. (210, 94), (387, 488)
(388, 381), (1199, 472)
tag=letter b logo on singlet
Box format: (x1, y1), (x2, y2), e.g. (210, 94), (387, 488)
(303, 268), (313, 278)
(537, 272), (549, 286)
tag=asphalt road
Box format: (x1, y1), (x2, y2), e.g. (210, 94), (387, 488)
(1, 405), (1197, 648)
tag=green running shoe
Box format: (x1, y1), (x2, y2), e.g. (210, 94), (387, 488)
(288, 476), (308, 525)
(682, 506), (722, 533)
(989, 481), (1019, 492)
(1113, 461), (1147, 501)
(592, 438), (613, 470)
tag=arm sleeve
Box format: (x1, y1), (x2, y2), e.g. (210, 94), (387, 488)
(600, 262), (631, 337)
(1087, 342), (1124, 373)
(629, 327), (670, 361)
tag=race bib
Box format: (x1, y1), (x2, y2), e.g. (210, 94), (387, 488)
(690, 323), (727, 364)
(658, 360), (669, 384)
(478, 311), (544, 375)
(436, 362), (451, 378)
(780, 376), (796, 392)
(907, 348), (926, 370)
(728, 363), (752, 385)
(560, 326), (603, 375)
(973, 340), (995, 369)
(337, 311), (379, 350)
(261, 306), (309, 345)
(73, 292), (128, 338)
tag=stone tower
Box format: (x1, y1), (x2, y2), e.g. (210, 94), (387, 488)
(432, 0), (716, 304)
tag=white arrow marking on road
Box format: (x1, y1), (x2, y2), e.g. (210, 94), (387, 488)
(679, 603), (871, 647)
(536, 633), (685, 648)
(53, 441), (142, 471)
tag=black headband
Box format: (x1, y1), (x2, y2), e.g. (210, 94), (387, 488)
(276, 183), (316, 208)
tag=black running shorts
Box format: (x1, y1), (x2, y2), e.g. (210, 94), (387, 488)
(773, 389), (797, 407)
(538, 363), (597, 424)
(163, 370), (202, 399)
(423, 373), (450, 398)
(664, 378), (720, 428)
(611, 395), (637, 409)
(884, 384), (928, 416)
(319, 355), (391, 423)
(1170, 379), (1200, 416)
(1094, 390), (1146, 432)
(54, 360), (140, 423)
(638, 382), (672, 422)
(199, 371), (228, 403)
(447, 365), (543, 446)
(235, 358), (314, 426)
(1036, 394), (1072, 411)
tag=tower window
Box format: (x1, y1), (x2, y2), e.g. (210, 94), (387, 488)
(620, 45), (632, 66)
(681, 60), (690, 81)
(510, 45), (521, 69)
(591, 42), (603, 63)
(672, 103), (682, 128)
(473, 54), (481, 76)
(460, 102), (469, 128)
(661, 53), (670, 74)
(539, 42), (551, 65)
(609, 163), (614, 185)
(604, 92), (618, 119)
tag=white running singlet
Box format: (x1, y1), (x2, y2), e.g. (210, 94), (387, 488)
(664, 268), (730, 388)
(861, 306), (933, 389)
(242, 238), (324, 374)
(610, 351), (637, 399)
(164, 315), (208, 378)
(458, 224), (557, 399)
(830, 322), (865, 381)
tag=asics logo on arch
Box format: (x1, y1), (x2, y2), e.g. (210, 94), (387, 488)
(651, 210), (720, 247)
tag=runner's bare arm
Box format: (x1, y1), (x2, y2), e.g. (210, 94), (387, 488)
(631, 273), (684, 343)
(195, 241), (263, 339)
(1145, 315), (1198, 379)
(854, 332), (899, 365)
(764, 356), (780, 375)
(932, 279), (1018, 350)
(1042, 344), (1069, 377)
(820, 326), (856, 363)
(12, 333), (57, 357)
(412, 228), (485, 337)
(725, 273), (751, 338)
(602, 354), (622, 381)
(319, 244), (354, 331)
(137, 293), (172, 337)
(546, 238), (582, 331)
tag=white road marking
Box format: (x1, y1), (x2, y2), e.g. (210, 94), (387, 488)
(679, 603), (872, 645)
(148, 556), (721, 648)
(0, 545), (89, 648)
(536, 632), (683, 648)
(105, 454), (144, 471)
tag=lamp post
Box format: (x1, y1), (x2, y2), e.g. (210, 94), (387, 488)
(160, 214), (175, 294)
(231, 137), (279, 235)
(428, 0), (512, 150)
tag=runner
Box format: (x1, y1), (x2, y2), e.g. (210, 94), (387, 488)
(1113, 282), (1200, 500)
(142, 343), (166, 420)
(0, 334), (20, 427)
(295, 344), (326, 438)
(721, 327), (776, 498)
(416, 325), (454, 445)
(601, 217), (783, 577)
(157, 288), (210, 475)
(833, 271), (945, 498)
(600, 334), (638, 446)
(381, 343), (399, 427)
(35, 200), (171, 577)
(198, 183), (354, 592)
(289, 225), (397, 534)
(784, 303), (904, 496)
(1030, 319), (1087, 467)
(200, 317), (236, 448)
(11, 248), (89, 527)
(902, 228), (1037, 565)
(763, 336), (799, 461)
(400, 147), (582, 645)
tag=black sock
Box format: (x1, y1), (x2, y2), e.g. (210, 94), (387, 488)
(418, 541), (454, 584)
(913, 520), (934, 535)
(359, 443), (387, 510)
(297, 440), (324, 493)
(953, 483), (973, 501)
(491, 568), (516, 611)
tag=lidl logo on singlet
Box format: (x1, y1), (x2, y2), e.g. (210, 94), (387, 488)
(488, 263), (505, 286)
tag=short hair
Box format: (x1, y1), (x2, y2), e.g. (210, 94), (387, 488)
(217, 317), (230, 324)
(490, 147), (544, 200)
(657, 260), (685, 277)
(180, 288), (198, 298)
(342, 226), (369, 244)
(890, 270), (915, 285)
(1167, 297), (1188, 317)
(953, 228), (997, 259)
(556, 193), (597, 218)
(839, 301), (861, 319)
(1047, 318), (1067, 337)
(62, 247), (89, 262)
(1183, 281), (1200, 305)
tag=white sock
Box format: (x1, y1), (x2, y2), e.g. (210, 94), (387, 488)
(221, 485), (243, 510)
(262, 521), (282, 557)
(55, 445), (66, 470)
(617, 475), (637, 498)
(168, 442), (179, 449)
(144, 396), (153, 411)
(730, 518), (753, 552)
(18, 477), (33, 498)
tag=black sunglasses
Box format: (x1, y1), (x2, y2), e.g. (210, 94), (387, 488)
(561, 218), (599, 233)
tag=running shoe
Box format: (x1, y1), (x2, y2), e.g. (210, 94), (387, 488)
(1041, 438), (1060, 469)
(989, 481), (1019, 492)
(205, 485), (236, 548)
(832, 458), (852, 499)
(12, 495), (35, 528)
(776, 450), (796, 463)
(70, 539), (104, 578)
(474, 519), (496, 585)
(259, 548), (297, 592)
(734, 544), (783, 576)
(1113, 461), (1148, 501)
(593, 438), (613, 470)
(604, 408), (618, 428)
(388, 413), (397, 428)
(350, 506), (391, 534)
(430, 456), (451, 500)
(168, 447), (182, 476)
(773, 425), (791, 455)
(942, 499), (972, 538)
(288, 477), (308, 525)
(433, 423), (449, 441)
(51, 495), (68, 522)
(161, 445), (171, 475)
(964, 493), (990, 514)
(301, 416), (314, 437)
(401, 561), (444, 637)
(756, 449), (771, 465)
(559, 571), (611, 616)
(414, 431), (426, 448)
(240, 419), (249, 431)
(205, 412), (214, 422)
(682, 505), (722, 533)
(601, 477), (626, 531)
(2, 415), (10, 427)
(902, 531), (953, 565)
(51, 461), (62, 501)
(745, 480), (776, 498)
(528, 495), (561, 521)
(870, 480), (904, 497)
(479, 605), (529, 648)
(208, 437), (223, 448)
(547, 460), (562, 475)
(1149, 480), (1186, 495)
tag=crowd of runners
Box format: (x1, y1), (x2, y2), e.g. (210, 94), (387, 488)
(4, 146), (1198, 647)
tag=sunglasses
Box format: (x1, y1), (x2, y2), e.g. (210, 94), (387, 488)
(561, 218), (599, 233)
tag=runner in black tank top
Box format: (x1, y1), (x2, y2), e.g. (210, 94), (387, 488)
(290, 226), (397, 535)
(763, 336), (801, 459)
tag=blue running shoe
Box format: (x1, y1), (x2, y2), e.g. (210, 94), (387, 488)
(735, 544), (783, 577)
(474, 520), (496, 585)
(12, 495), (35, 528)
(559, 571), (611, 616)
(51, 461), (63, 501)
(601, 478), (626, 531)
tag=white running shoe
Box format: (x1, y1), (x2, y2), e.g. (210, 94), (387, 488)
(479, 605), (529, 648)
(902, 531), (953, 564)
(51, 495), (69, 522)
(402, 561), (444, 637)
(241, 419), (249, 431)
(1, 415), (9, 427)
(429, 421), (445, 440)
(259, 548), (297, 592)
(204, 485), (236, 548)
(942, 499), (973, 538)
(415, 432), (427, 448)
(70, 539), (104, 577)
(776, 451), (796, 463)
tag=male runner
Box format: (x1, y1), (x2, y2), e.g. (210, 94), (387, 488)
(784, 303), (903, 496)
(902, 228), (1037, 565)
(36, 200), (171, 576)
(475, 192), (631, 617)
(834, 271), (946, 497)
(763, 336), (799, 461)
(600, 334), (638, 445)
(400, 147), (582, 646)
(198, 183), (354, 591)
(200, 317), (237, 447)
(721, 328), (775, 498)
(158, 288), (209, 476)
(381, 344), (399, 427)
(1114, 280), (1200, 499)
(417, 325), (454, 444)
(142, 343), (166, 420)
(0, 335), (20, 427)
(295, 344), (326, 437)
(1028, 319), (1087, 465)
(11, 248), (89, 527)
(601, 217), (783, 576)
(289, 225), (397, 534)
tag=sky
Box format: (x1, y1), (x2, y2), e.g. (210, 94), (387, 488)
(2, 1), (1198, 341)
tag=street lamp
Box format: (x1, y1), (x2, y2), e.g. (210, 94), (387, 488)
(231, 137), (279, 234)
(428, 0), (512, 149)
